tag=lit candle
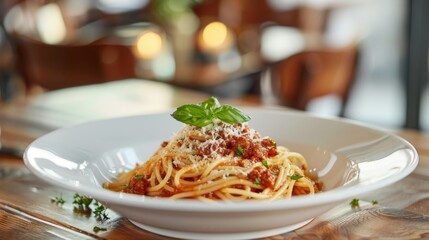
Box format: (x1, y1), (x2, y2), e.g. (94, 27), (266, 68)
(135, 31), (163, 59)
(198, 21), (233, 54)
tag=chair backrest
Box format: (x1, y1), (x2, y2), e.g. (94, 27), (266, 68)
(193, 0), (328, 37)
(261, 44), (359, 115)
(11, 34), (137, 90)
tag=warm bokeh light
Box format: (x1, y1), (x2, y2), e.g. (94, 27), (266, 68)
(135, 31), (163, 59)
(199, 21), (233, 53)
(202, 21), (227, 48)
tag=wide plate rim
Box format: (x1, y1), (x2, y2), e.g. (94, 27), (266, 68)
(23, 108), (419, 212)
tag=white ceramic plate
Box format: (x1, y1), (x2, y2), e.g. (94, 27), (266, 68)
(24, 109), (419, 240)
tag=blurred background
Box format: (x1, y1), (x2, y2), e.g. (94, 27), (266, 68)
(0, 0), (427, 131)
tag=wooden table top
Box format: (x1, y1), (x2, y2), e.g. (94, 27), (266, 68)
(0, 80), (428, 239)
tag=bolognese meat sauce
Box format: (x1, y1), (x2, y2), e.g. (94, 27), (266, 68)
(196, 122), (278, 161)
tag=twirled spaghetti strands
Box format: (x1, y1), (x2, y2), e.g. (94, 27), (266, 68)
(104, 120), (322, 201)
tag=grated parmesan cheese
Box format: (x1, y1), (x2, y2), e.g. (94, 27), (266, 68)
(161, 121), (276, 166)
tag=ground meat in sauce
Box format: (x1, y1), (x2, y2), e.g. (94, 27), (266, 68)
(161, 141), (169, 147)
(196, 123), (278, 161)
(314, 181), (323, 193)
(125, 175), (149, 195)
(159, 187), (175, 197)
(247, 166), (276, 189)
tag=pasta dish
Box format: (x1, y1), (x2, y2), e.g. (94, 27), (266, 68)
(104, 97), (322, 201)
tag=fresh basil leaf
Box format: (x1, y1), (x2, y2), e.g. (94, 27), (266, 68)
(200, 96), (221, 111)
(191, 117), (215, 127)
(171, 97), (251, 127)
(213, 105), (251, 124)
(171, 104), (213, 127)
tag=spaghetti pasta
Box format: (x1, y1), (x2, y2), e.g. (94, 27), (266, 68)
(104, 119), (322, 201)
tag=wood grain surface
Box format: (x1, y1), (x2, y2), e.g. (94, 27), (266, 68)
(0, 82), (428, 239)
(0, 132), (428, 240)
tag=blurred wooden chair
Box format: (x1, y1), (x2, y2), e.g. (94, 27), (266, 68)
(10, 34), (137, 91)
(193, 0), (327, 33)
(260, 44), (359, 116)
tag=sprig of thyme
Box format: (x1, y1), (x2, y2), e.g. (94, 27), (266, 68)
(73, 193), (93, 210)
(93, 226), (107, 233)
(50, 193), (111, 233)
(50, 193), (66, 205)
(93, 201), (110, 221)
(349, 198), (360, 208)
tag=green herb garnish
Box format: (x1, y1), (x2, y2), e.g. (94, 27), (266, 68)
(262, 160), (268, 168)
(254, 178), (261, 185)
(236, 145), (244, 156)
(350, 198), (360, 208)
(51, 193), (66, 205)
(290, 174), (303, 180)
(93, 226), (107, 233)
(93, 201), (110, 221)
(372, 200), (379, 205)
(73, 193), (93, 210)
(50, 193), (111, 231)
(134, 174), (145, 179)
(171, 97), (251, 127)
